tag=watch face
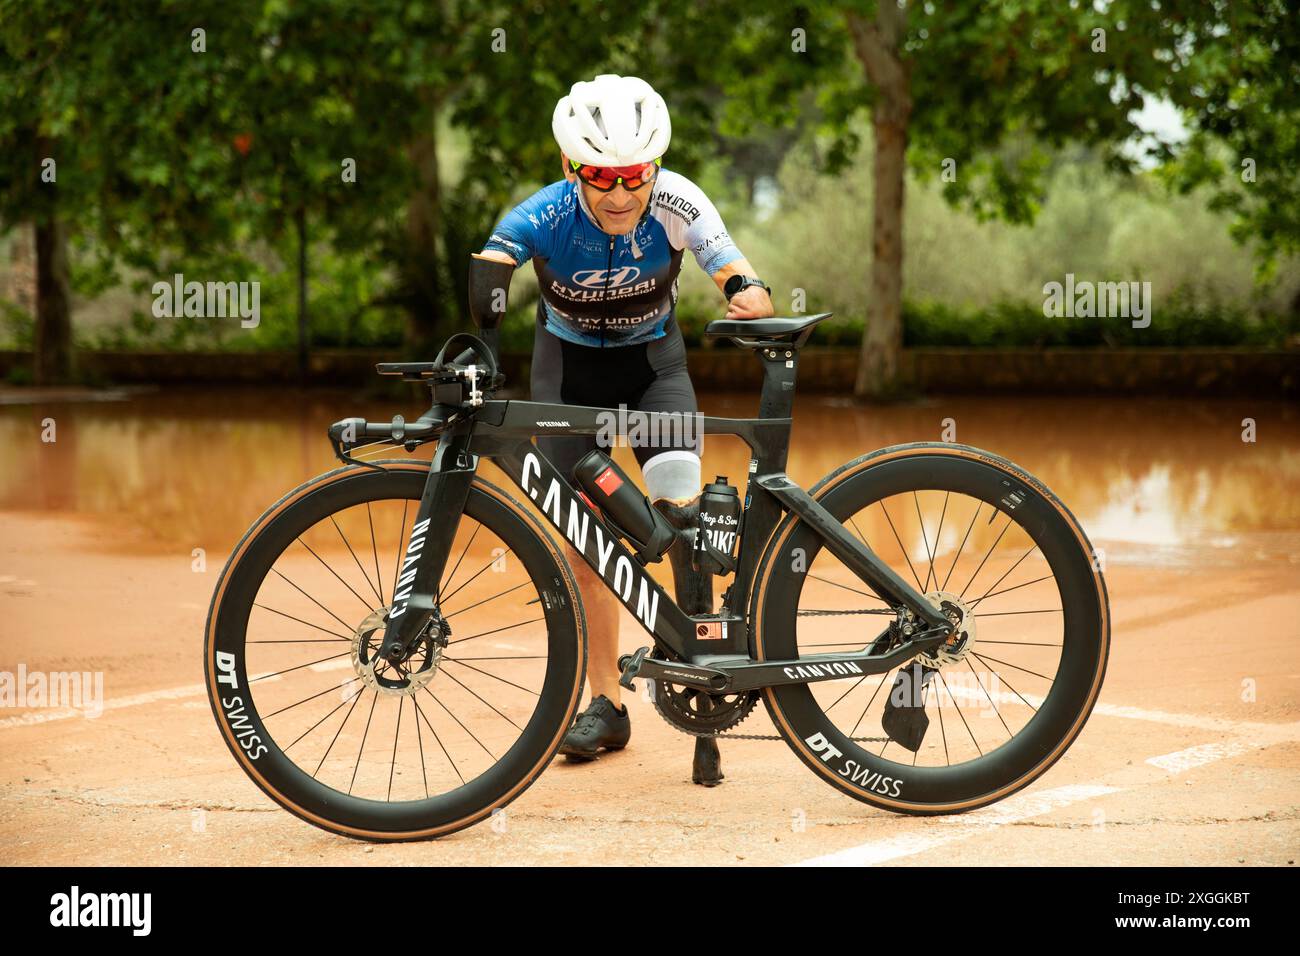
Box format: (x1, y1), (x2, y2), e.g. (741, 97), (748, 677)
(725, 274), (745, 296)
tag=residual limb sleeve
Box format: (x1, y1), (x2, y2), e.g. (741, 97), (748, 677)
(468, 253), (516, 364)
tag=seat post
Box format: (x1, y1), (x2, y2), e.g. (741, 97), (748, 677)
(756, 344), (799, 424)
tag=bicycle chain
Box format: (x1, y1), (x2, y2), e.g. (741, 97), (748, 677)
(705, 731), (890, 742)
(655, 604), (891, 741)
(797, 608), (893, 617)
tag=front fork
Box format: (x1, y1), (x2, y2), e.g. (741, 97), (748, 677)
(377, 424), (476, 663)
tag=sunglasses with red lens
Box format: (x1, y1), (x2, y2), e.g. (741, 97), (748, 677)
(570, 157), (661, 192)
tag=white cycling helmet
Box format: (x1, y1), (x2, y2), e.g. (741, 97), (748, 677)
(552, 74), (671, 167)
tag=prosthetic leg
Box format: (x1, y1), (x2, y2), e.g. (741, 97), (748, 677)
(653, 497), (724, 786)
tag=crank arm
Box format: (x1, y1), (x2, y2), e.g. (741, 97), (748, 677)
(617, 648), (731, 692)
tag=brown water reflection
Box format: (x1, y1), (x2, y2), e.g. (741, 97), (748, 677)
(2, 387), (1297, 566)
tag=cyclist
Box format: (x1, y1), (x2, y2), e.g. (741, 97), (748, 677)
(476, 74), (774, 768)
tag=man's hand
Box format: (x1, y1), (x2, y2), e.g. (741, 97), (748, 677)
(713, 258), (775, 320)
(726, 284), (774, 320)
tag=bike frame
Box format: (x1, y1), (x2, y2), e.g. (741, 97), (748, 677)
(372, 347), (954, 693)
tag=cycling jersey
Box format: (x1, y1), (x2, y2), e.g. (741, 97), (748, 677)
(529, 314), (702, 501)
(483, 169), (743, 347)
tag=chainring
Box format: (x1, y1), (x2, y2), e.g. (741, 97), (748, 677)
(651, 678), (759, 737)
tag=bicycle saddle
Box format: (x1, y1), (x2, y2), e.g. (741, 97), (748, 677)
(704, 312), (833, 347)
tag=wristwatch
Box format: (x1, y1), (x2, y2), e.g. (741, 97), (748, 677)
(724, 274), (772, 302)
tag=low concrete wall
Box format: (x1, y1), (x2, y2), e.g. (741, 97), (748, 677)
(0, 346), (1295, 395)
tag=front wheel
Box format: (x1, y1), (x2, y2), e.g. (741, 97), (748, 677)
(204, 462), (586, 840)
(751, 443), (1109, 814)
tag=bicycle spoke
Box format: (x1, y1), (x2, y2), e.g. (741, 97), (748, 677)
(332, 514), (383, 605)
(348, 691), (379, 795)
(391, 498), (409, 606)
(414, 696), (465, 786)
(967, 543), (1039, 609)
(933, 675), (950, 765)
(440, 548), (517, 608)
(440, 520), (482, 598)
(414, 693), (430, 799)
(388, 695), (403, 801)
(957, 514), (1013, 600)
(264, 679), (360, 720)
(423, 688), (497, 761)
(444, 659), (540, 696)
(446, 615), (544, 645)
(879, 499), (924, 592)
(443, 580), (531, 620)
(923, 491), (949, 593)
(248, 638), (350, 644)
(913, 491), (937, 594)
(968, 573), (1055, 608)
(807, 572), (886, 604)
(966, 657), (1012, 738)
(977, 609), (1062, 617)
(937, 670), (981, 757)
(296, 536), (377, 613)
(978, 639), (1062, 647)
(437, 667), (525, 732)
(970, 649), (1053, 682)
(251, 649), (352, 683)
(367, 503), (385, 608)
(824, 674), (867, 713)
(314, 689), (362, 778)
(270, 569), (355, 634)
(251, 603), (351, 641)
(850, 668), (895, 737)
(940, 501), (981, 592)
(283, 691), (357, 753)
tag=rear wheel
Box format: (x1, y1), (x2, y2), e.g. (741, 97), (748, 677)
(751, 443), (1109, 814)
(205, 462), (586, 840)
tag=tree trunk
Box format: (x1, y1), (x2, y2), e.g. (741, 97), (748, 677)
(847, 4), (912, 400)
(296, 205), (309, 383)
(8, 223), (37, 316)
(403, 102), (446, 353)
(34, 217), (73, 386)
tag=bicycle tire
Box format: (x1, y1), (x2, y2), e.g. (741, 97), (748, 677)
(204, 461), (586, 840)
(750, 442), (1109, 814)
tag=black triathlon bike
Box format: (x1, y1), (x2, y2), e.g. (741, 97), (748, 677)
(206, 312), (1109, 840)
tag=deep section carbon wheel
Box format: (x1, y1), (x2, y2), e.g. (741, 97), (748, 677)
(205, 462), (586, 840)
(751, 443), (1109, 814)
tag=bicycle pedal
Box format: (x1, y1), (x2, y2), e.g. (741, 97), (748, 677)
(618, 646), (650, 691)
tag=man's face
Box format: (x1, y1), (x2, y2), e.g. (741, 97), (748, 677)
(563, 152), (655, 236)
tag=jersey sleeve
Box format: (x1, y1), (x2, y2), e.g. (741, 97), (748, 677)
(481, 180), (574, 266)
(649, 170), (745, 277)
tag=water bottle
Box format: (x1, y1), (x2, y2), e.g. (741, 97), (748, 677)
(572, 450), (676, 563)
(693, 476), (741, 575)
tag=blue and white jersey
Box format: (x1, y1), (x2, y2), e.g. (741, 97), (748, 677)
(483, 169), (744, 347)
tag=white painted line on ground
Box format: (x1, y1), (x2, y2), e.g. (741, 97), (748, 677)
(0, 673), (281, 729)
(793, 784), (1122, 867)
(0, 682), (207, 728)
(940, 682), (1300, 740)
(792, 715), (1300, 867)
(1146, 740), (1259, 773)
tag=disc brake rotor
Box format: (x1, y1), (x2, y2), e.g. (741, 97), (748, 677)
(351, 608), (445, 697)
(919, 590), (976, 668)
